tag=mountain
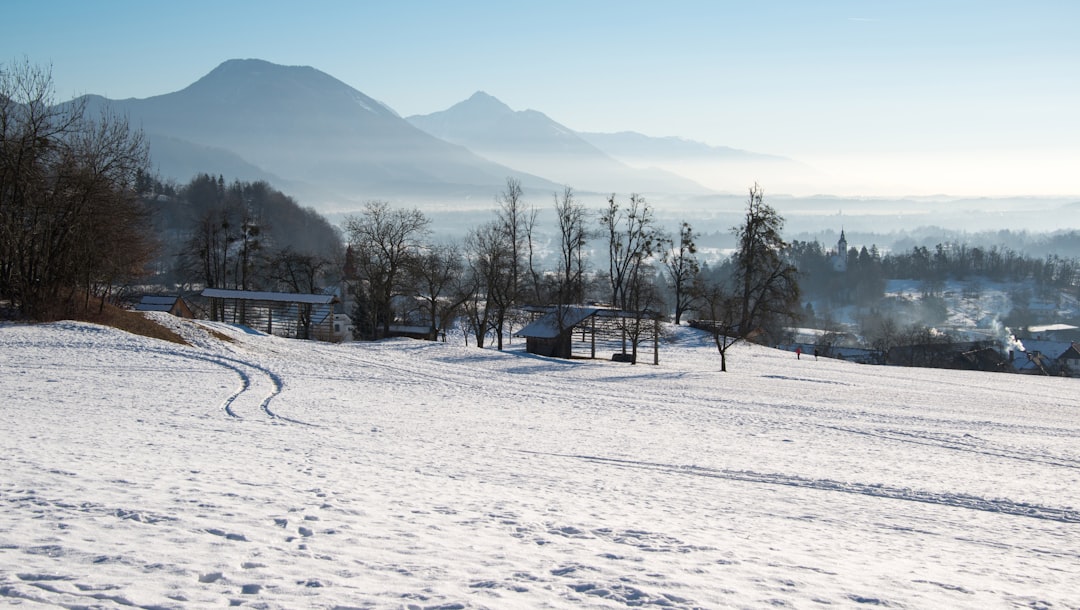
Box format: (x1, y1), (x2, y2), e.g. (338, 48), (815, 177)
(407, 92), (712, 195)
(579, 131), (820, 195)
(79, 60), (558, 207)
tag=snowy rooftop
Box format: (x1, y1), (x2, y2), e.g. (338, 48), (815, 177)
(515, 306), (600, 339)
(1029, 323), (1080, 333)
(201, 288), (337, 305)
(134, 295), (182, 312)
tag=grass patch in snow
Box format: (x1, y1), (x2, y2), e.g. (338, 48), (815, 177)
(74, 303), (189, 346)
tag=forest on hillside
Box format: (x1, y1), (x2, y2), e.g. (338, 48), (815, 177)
(138, 172), (343, 293)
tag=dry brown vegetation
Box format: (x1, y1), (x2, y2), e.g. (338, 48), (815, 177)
(74, 303), (189, 346)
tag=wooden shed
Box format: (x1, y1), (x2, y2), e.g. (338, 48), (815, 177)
(135, 295), (194, 318)
(515, 305), (661, 364)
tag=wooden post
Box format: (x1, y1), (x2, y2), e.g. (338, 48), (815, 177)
(591, 315), (596, 359)
(653, 318), (659, 365)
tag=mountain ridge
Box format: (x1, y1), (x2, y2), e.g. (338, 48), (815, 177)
(68, 59), (810, 208)
(407, 91), (712, 195)
(75, 60), (559, 208)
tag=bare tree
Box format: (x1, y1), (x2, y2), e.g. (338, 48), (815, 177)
(695, 282), (743, 372)
(408, 243), (467, 341)
(344, 201), (430, 339)
(267, 247), (330, 294)
(461, 221), (515, 348)
(597, 193), (665, 363)
(691, 185), (799, 371)
(663, 221), (700, 325)
(0, 59), (152, 319)
(600, 193), (661, 310)
(553, 186), (589, 305)
(495, 177), (537, 306)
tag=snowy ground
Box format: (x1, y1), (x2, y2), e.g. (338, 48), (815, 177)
(1, 316), (1078, 609)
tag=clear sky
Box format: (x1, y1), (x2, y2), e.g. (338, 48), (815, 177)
(6, 0), (1079, 196)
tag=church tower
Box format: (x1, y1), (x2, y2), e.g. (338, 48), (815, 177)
(833, 229), (848, 272)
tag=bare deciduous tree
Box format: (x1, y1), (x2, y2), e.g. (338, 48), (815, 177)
(0, 59), (152, 319)
(495, 177), (537, 306)
(461, 221), (515, 348)
(267, 247), (330, 294)
(600, 193), (661, 310)
(408, 243), (466, 341)
(663, 221), (700, 325)
(693, 185), (800, 371)
(345, 201), (430, 339)
(695, 283), (743, 372)
(553, 186), (589, 305)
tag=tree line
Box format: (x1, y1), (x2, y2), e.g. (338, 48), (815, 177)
(791, 237), (1079, 313)
(343, 180), (800, 371)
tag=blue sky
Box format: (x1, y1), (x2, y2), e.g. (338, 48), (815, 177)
(6, 0), (1079, 196)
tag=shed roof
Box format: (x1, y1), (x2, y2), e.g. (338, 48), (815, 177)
(1029, 323), (1079, 333)
(516, 307), (600, 339)
(201, 288), (337, 305)
(135, 295), (182, 312)
(1015, 339), (1071, 360)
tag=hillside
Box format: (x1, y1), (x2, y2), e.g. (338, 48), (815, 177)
(1, 318), (1077, 607)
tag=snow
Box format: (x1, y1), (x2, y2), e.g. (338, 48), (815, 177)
(2, 315), (1079, 608)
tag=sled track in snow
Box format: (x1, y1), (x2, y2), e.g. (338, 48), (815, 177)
(163, 351), (311, 426)
(522, 451), (1080, 524)
(0, 331), (309, 426)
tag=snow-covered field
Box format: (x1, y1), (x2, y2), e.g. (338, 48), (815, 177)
(2, 316), (1078, 609)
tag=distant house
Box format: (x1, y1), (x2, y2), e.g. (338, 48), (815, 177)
(953, 346), (1011, 373)
(1056, 343), (1080, 376)
(1011, 339), (1074, 375)
(135, 295), (193, 318)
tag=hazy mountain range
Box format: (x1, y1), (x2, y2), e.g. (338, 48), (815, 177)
(73, 59), (803, 210)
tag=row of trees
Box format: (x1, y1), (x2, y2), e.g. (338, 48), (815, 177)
(343, 180), (802, 371)
(1, 60), (154, 319)
(343, 181), (608, 348)
(792, 237), (1079, 314)
(882, 243), (1077, 288)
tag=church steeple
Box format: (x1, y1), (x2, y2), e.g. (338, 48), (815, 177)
(834, 228), (848, 273)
